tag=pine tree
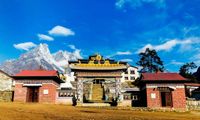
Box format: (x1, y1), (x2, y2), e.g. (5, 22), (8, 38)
(136, 48), (164, 73)
(179, 62), (197, 81)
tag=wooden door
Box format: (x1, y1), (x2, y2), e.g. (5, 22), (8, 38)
(165, 92), (172, 107)
(161, 92), (172, 107)
(27, 87), (39, 102)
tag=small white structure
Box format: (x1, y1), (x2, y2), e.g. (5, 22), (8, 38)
(56, 73), (76, 105)
(121, 66), (139, 82)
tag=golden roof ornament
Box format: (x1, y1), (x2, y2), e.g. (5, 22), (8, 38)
(105, 60), (110, 64)
(96, 54), (102, 61)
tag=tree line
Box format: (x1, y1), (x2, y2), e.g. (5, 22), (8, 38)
(137, 48), (200, 83)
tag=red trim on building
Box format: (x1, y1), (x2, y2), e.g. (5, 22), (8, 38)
(12, 70), (64, 84)
(141, 73), (187, 81)
(14, 70), (58, 77)
(185, 83), (200, 87)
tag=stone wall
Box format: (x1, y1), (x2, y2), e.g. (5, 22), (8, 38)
(56, 97), (73, 105)
(0, 71), (13, 102)
(0, 91), (13, 102)
(0, 71), (13, 91)
(186, 100), (200, 110)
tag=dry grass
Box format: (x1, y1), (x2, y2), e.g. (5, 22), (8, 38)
(0, 102), (200, 120)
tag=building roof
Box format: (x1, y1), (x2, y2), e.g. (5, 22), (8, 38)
(14, 70), (58, 77)
(69, 54), (128, 71)
(141, 73), (187, 81)
(13, 70), (64, 83)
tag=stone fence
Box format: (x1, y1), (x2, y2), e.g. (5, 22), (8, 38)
(186, 100), (200, 110)
(0, 91), (14, 102)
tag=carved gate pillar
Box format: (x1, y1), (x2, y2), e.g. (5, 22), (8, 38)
(76, 78), (83, 103)
(115, 77), (122, 102)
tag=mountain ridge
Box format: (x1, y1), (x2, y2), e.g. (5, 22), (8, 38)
(0, 44), (81, 75)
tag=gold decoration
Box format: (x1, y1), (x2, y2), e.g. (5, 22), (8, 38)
(74, 54), (125, 68)
(88, 60), (94, 64)
(96, 54), (102, 61)
(91, 57), (95, 61)
(104, 60), (110, 64)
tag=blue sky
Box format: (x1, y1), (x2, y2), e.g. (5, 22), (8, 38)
(0, 0), (200, 72)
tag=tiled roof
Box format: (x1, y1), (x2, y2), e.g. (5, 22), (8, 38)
(141, 73), (187, 81)
(14, 70), (58, 77)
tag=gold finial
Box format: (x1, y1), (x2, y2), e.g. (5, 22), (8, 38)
(96, 54), (102, 61)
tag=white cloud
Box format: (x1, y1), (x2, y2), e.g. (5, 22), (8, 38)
(136, 44), (154, 53)
(116, 51), (132, 55)
(191, 49), (200, 66)
(67, 44), (82, 59)
(38, 34), (54, 41)
(13, 42), (37, 51)
(48, 25), (75, 36)
(73, 49), (83, 59)
(136, 37), (199, 53)
(106, 51), (132, 58)
(68, 44), (76, 50)
(115, 0), (166, 9)
(170, 60), (184, 65)
(120, 59), (133, 62)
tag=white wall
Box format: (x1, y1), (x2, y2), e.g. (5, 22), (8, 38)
(121, 66), (140, 82)
(0, 72), (13, 91)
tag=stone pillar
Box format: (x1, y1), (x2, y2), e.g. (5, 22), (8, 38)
(115, 77), (122, 102)
(76, 78), (83, 103)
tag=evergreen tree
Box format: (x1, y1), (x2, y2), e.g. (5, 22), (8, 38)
(136, 48), (164, 73)
(194, 67), (200, 83)
(179, 62), (197, 81)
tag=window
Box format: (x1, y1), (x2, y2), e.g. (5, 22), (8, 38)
(130, 77), (135, 80)
(123, 94), (131, 100)
(125, 70), (128, 74)
(125, 77), (128, 80)
(132, 95), (138, 100)
(130, 70), (135, 74)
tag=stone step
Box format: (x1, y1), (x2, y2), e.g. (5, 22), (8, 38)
(78, 103), (111, 107)
(88, 100), (105, 103)
(92, 84), (103, 100)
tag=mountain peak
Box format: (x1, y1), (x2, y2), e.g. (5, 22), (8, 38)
(0, 44), (82, 75)
(33, 43), (50, 54)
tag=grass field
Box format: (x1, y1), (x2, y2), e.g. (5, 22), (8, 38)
(0, 102), (200, 120)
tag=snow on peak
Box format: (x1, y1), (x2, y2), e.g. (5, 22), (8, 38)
(0, 43), (83, 75)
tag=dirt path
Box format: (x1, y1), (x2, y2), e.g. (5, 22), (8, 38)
(0, 103), (200, 120)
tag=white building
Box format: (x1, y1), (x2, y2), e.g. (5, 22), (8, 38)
(121, 66), (139, 82)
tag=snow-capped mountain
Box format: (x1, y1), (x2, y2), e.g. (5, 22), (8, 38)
(0, 44), (81, 75)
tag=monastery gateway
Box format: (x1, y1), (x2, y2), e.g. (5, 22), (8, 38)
(12, 54), (192, 109)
